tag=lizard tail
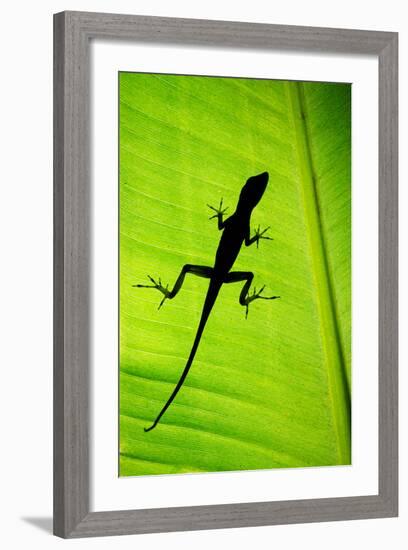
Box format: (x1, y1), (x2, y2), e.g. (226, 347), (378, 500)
(144, 279), (222, 432)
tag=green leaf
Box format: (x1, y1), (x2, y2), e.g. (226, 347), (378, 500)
(119, 73), (351, 476)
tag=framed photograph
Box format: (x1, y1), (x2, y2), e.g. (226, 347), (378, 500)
(53, 11), (398, 538)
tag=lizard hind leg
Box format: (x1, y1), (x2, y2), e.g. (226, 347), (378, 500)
(133, 264), (213, 310)
(243, 285), (280, 318)
(224, 271), (280, 318)
(133, 275), (170, 309)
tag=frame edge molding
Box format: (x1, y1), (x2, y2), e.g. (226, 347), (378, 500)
(53, 10), (398, 538)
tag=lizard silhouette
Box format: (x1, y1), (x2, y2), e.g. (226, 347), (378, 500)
(134, 171), (280, 432)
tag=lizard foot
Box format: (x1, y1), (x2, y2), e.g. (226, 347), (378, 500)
(133, 275), (171, 309)
(244, 285), (280, 318)
(254, 225), (274, 248)
(207, 198), (229, 220)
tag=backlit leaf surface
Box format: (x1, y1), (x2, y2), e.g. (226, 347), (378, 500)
(119, 73), (351, 476)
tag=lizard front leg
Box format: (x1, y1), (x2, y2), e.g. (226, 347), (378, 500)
(207, 198), (229, 230)
(134, 264), (213, 309)
(224, 271), (280, 318)
(245, 225), (273, 248)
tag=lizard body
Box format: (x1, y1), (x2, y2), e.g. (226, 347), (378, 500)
(134, 171), (279, 432)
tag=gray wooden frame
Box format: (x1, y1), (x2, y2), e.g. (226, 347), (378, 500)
(53, 10), (398, 538)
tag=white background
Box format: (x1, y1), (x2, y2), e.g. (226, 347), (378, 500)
(91, 42), (378, 511)
(0, 1), (405, 549)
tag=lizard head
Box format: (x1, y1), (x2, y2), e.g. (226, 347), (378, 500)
(238, 171), (269, 212)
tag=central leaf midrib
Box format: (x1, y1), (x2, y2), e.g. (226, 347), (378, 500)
(287, 81), (351, 464)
